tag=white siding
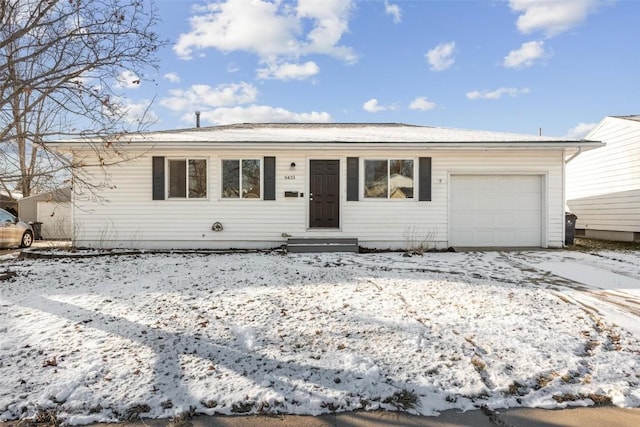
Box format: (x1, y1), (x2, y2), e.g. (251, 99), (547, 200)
(567, 116), (640, 233)
(72, 149), (565, 249)
(37, 202), (72, 240)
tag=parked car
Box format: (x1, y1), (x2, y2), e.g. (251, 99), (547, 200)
(0, 208), (33, 248)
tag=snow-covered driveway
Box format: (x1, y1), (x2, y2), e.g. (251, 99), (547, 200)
(1, 249), (639, 425)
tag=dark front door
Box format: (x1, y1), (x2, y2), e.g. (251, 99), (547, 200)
(309, 160), (340, 228)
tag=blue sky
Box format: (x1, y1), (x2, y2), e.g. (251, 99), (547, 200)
(118, 0), (639, 138)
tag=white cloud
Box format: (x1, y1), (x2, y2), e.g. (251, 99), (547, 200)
(174, 0), (356, 75)
(159, 82), (258, 112)
(503, 40), (547, 68)
(384, 0), (401, 24)
(257, 61), (319, 80)
(174, 0), (297, 59)
(189, 105), (333, 125)
(409, 97), (436, 111)
(297, 0), (356, 61)
(426, 42), (456, 71)
(115, 71), (141, 89)
(466, 87), (530, 100)
(363, 98), (388, 113)
(163, 73), (180, 84)
(566, 122), (597, 139)
(509, 0), (601, 37)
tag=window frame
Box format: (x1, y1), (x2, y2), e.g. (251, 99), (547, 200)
(220, 158), (263, 200)
(166, 157), (208, 200)
(363, 158), (415, 200)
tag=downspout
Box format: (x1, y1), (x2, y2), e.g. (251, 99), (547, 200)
(564, 147), (582, 164)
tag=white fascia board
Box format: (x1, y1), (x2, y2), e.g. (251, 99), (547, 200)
(49, 140), (605, 153)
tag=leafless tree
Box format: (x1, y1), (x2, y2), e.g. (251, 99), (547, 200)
(0, 0), (164, 199)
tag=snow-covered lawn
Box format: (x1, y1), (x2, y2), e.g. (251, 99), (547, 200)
(1, 249), (639, 425)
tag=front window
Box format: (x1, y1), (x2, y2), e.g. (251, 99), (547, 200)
(222, 159), (261, 199)
(168, 159), (207, 198)
(364, 159), (413, 199)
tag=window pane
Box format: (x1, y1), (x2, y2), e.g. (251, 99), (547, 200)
(188, 159), (207, 198)
(168, 160), (186, 198)
(242, 159), (261, 198)
(222, 160), (240, 198)
(389, 160), (413, 198)
(364, 160), (387, 198)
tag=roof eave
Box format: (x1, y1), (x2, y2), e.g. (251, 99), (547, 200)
(47, 139), (604, 153)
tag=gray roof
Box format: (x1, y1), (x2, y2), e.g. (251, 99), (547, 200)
(613, 115), (640, 123)
(48, 122), (603, 152)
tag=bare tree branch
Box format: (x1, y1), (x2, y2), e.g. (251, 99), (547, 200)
(0, 0), (165, 197)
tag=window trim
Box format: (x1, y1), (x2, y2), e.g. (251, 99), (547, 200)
(220, 158), (263, 200)
(166, 157), (209, 200)
(363, 158), (415, 200)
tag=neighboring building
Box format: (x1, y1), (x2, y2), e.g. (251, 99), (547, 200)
(17, 187), (72, 240)
(567, 115), (640, 242)
(48, 123), (601, 250)
(0, 194), (19, 213)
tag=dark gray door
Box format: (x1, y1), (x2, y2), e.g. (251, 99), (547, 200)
(309, 160), (340, 228)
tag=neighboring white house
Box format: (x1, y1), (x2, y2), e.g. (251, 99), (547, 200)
(567, 115), (640, 242)
(48, 123), (601, 250)
(17, 187), (72, 240)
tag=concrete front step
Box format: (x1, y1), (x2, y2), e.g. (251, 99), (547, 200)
(287, 238), (359, 253)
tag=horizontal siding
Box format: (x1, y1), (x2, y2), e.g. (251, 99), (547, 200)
(566, 117), (640, 234)
(567, 117), (640, 200)
(568, 189), (640, 232)
(73, 149), (565, 249)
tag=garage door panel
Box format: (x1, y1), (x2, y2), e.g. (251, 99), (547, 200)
(451, 175), (543, 247)
(495, 212), (517, 226)
(493, 195), (516, 210)
(518, 196), (541, 210)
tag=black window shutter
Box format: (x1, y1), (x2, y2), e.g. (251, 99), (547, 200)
(418, 157), (432, 201)
(346, 157), (359, 201)
(152, 156), (165, 200)
(264, 156), (276, 200)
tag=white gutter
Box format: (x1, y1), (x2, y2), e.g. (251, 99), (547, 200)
(48, 140), (606, 153)
(564, 147), (583, 164)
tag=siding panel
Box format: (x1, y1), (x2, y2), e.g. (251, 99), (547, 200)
(567, 116), (640, 233)
(73, 149), (564, 249)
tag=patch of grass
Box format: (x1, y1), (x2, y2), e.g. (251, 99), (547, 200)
(231, 401), (255, 414)
(124, 403), (151, 420)
(589, 394), (613, 406)
(536, 372), (559, 389)
(471, 356), (486, 372)
(32, 409), (61, 427)
(608, 333), (622, 351)
(570, 237), (640, 252)
(201, 399), (217, 409)
(383, 389), (418, 410)
(561, 371), (580, 384)
(506, 381), (525, 396)
(553, 393), (612, 406)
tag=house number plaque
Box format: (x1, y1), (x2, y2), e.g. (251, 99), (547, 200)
(284, 175), (296, 180)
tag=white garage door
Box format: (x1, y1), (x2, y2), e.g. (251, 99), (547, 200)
(450, 175), (543, 247)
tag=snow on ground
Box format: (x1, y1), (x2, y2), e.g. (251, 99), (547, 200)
(1, 249), (639, 425)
